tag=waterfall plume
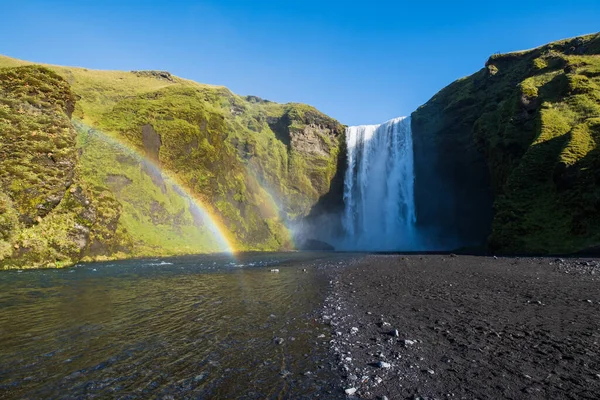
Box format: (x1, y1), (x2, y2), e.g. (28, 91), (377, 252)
(341, 116), (418, 251)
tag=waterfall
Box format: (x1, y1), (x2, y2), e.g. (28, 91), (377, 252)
(342, 116), (417, 251)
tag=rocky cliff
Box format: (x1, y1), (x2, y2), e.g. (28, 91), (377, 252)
(412, 32), (600, 254)
(0, 57), (345, 268)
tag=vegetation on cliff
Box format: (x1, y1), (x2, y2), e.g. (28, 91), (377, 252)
(413, 33), (600, 253)
(0, 66), (127, 268)
(0, 56), (345, 268)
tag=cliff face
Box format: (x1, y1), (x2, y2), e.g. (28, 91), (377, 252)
(0, 59), (344, 268)
(0, 66), (125, 268)
(412, 33), (600, 254)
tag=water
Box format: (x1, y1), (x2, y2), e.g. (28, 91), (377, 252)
(342, 116), (418, 250)
(0, 253), (352, 399)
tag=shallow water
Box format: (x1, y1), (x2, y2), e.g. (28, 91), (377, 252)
(0, 252), (351, 399)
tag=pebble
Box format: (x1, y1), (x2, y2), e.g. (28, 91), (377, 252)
(194, 372), (207, 381)
(345, 387), (357, 395)
(351, 327), (359, 334)
(404, 339), (416, 346)
(280, 370), (291, 378)
(392, 329), (400, 337)
(274, 337), (284, 345)
(378, 361), (391, 369)
(270, 269), (280, 273)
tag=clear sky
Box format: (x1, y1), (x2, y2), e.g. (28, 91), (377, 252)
(1, 0), (599, 125)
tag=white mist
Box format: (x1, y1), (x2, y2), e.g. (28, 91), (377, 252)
(341, 116), (418, 251)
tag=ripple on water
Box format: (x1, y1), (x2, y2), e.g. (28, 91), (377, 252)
(0, 252), (350, 399)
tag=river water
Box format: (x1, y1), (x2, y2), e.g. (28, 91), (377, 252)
(0, 252), (353, 399)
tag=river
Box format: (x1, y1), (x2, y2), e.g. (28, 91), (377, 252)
(0, 252), (354, 399)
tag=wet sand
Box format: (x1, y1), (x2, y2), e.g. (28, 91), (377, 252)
(322, 255), (600, 399)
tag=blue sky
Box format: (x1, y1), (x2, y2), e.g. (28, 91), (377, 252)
(1, 0), (599, 125)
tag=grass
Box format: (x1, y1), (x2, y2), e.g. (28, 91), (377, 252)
(76, 124), (226, 256)
(0, 54), (344, 267)
(413, 32), (600, 254)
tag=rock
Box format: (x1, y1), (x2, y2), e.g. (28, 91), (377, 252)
(194, 372), (207, 381)
(351, 327), (359, 334)
(404, 339), (416, 346)
(131, 70), (174, 81)
(280, 369), (291, 378)
(377, 361), (391, 369)
(274, 337), (284, 345)
(392, 329), (400, 337)
(344, 387), (357, 395)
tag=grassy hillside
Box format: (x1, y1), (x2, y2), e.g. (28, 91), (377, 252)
(413, 33), (600, 254)
(0, 56), (345, 268)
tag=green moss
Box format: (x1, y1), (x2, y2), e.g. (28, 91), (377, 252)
(0, 55), (345, 266)
(520, 78), (539, 98)
(413, 32), (600, 254)
(0, 66), (78, 224)
(89, 82), (344, 250)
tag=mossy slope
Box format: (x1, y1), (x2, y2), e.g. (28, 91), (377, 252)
(413, 33), (600, 254)
(0, 57), (345, 267)
(0, 66), (127, 268)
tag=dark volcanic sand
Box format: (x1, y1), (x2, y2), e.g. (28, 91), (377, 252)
(323, 255), (600, 399)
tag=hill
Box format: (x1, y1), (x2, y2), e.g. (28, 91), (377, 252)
(0, 56), (345, 268)
(412, 32), (600, 253)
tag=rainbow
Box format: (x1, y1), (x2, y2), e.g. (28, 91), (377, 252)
(251, 174), (295, 247)
(75, 121), (235, 254)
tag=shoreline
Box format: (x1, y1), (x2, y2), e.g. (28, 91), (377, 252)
(322, 255), (600, 399)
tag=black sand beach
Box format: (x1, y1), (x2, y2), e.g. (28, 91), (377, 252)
(323, 255), (600, 399)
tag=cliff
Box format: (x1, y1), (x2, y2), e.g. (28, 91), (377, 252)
(412, 32), (600, 254)
(0, 58), (345, 268)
